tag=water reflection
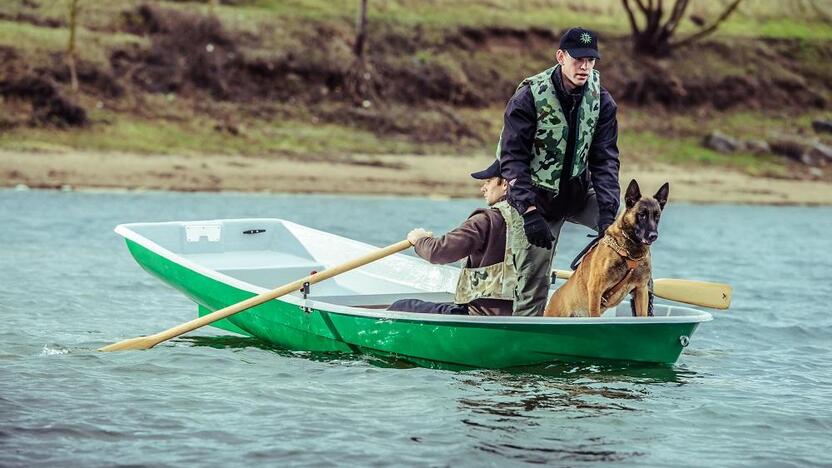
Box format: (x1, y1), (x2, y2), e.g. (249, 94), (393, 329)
(179, 335), (420, 368)
(476, 440), (643, 464)
(178, 335), (701, 382)
(453, 363), (696, 419)
(454, 370), (641, 422)
(447, 364), (697, 464)
(509, 361), (698, 384)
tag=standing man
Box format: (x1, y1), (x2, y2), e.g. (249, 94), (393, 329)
(498, 27), (621, 316)
(389, 160), (527, 316)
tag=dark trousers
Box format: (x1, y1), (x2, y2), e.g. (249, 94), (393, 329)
(388, 299), (469, 315)
(514, 189), (600, 316)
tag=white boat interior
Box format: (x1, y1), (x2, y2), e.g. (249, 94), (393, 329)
(115, 218), (710, 320)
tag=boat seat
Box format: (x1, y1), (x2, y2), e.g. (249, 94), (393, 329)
(185, 250), (321, 271)
(185, 250), (440, 297)
(185, 250), (325, 289)
(309, 291), (455, 307)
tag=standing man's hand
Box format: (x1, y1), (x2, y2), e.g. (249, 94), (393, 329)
(521, 210), (554, 249)
(407, 228), (433, 245)
(597, 210), (616, 237)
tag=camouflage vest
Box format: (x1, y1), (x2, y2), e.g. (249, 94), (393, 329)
(496, 66), (601, 195)
(454, 201), (528, 304)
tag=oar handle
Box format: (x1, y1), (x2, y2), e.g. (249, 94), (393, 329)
(99, 239), (412, 351)
(553, 270), (574, 281)
(552, 269), (732, 310)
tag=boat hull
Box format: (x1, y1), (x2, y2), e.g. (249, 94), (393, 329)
(126, 239), (702, 368)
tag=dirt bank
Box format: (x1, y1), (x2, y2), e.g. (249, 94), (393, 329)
(2, 3), (830, 147)
(3, 149), (831, 205)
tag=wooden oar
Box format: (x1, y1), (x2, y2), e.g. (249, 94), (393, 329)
(99, 239), (413, 352)
(552, 270), (732, 310)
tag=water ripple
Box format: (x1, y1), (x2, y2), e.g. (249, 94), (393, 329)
(1, 191), (830, 466)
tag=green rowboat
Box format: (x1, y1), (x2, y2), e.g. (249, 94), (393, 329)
(115, 218), (711, 368)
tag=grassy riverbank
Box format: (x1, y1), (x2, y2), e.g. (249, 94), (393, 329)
(1, 0), (831, 193)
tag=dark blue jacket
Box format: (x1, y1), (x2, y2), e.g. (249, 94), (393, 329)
(498, 66), (621, 231)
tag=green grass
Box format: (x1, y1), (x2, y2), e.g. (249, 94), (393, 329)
(0, 113), (457, 157)
(624, 108), (832, 142)
(0, 19), (146, 64)
(0, 0), (826, 181)
(619, 107), (817, 179)
(0, 20), (69, 52)
(235, 0), (832, 39)
(619, 130), (788, 177)
(736, 18), (832, 40)
(7, 0), (830, 42)
(0, 106), (799, 180)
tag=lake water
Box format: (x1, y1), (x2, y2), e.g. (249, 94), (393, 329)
(1, 189), (831, 466)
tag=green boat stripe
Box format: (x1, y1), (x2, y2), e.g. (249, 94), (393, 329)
(320, 311), (362, 353)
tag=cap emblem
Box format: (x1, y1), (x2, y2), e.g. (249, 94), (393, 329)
(580, 32), (592, 44)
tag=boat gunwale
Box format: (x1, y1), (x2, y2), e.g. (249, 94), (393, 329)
(115, 219), (714, 327)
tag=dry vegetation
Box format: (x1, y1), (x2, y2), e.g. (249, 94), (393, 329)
(1, 0), (831, 196)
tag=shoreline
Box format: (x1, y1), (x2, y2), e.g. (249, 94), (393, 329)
(3, 150), (832, 205)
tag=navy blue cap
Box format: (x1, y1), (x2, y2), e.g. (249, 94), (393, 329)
(471, 159), (501, 180)
(559, 27), (600, 59)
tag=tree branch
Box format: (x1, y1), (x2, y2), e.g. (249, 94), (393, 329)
(621, 0), (641, 35)
(671, 0), (743, 49)
(650, 0), (664, 33)
(66, 0), (79, 92)
(663, 0), (689, 36)
(353, 0), (368, 58)
(808, 0), (832, 22)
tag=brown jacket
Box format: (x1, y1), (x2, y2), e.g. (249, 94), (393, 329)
(414, 206), (512, 316)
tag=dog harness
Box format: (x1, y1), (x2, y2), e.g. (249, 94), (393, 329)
(598, 234), (646, 307)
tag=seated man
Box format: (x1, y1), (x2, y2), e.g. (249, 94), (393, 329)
(389, 160), (527, 316)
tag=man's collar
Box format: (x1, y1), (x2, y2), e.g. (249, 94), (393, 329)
(552, 64), (584, 97)
(487, 195), (508, 207)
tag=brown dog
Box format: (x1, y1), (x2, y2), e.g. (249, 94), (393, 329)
(544, 180), (670, 317)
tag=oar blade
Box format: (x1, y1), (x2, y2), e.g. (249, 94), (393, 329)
(653, 278), (732, 310)
(98, 335), (160, 352)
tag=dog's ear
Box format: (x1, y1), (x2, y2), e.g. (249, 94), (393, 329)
(654, 182), (670, 210)
(625, 179), (641, 209)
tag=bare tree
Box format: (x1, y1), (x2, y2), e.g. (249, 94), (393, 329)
(354, 0), (368, 60)
(622, 0), (743, 57)
(807, 0), (832, 22)
(207, 0), (219, 16)
(346, 0), (375, 105)
(66, 0), (80, 92)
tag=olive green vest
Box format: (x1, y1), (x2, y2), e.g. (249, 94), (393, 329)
(496, 66), (601, 195)
(454, 201), (528, 304)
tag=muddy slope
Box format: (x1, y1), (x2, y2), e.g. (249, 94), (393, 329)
(2, 4), (829, 137)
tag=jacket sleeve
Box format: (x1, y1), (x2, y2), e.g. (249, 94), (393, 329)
(588, 87), (621, 231)
(414, 212), (489, 264)
(498, 85), (537, 215)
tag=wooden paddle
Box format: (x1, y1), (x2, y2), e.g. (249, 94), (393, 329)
(552, 270), (732, 310)
(99, 239), (413, 352)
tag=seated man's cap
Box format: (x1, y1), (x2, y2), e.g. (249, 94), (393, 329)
(470, 159), (501, 180)
(559, 27), (600, 60)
